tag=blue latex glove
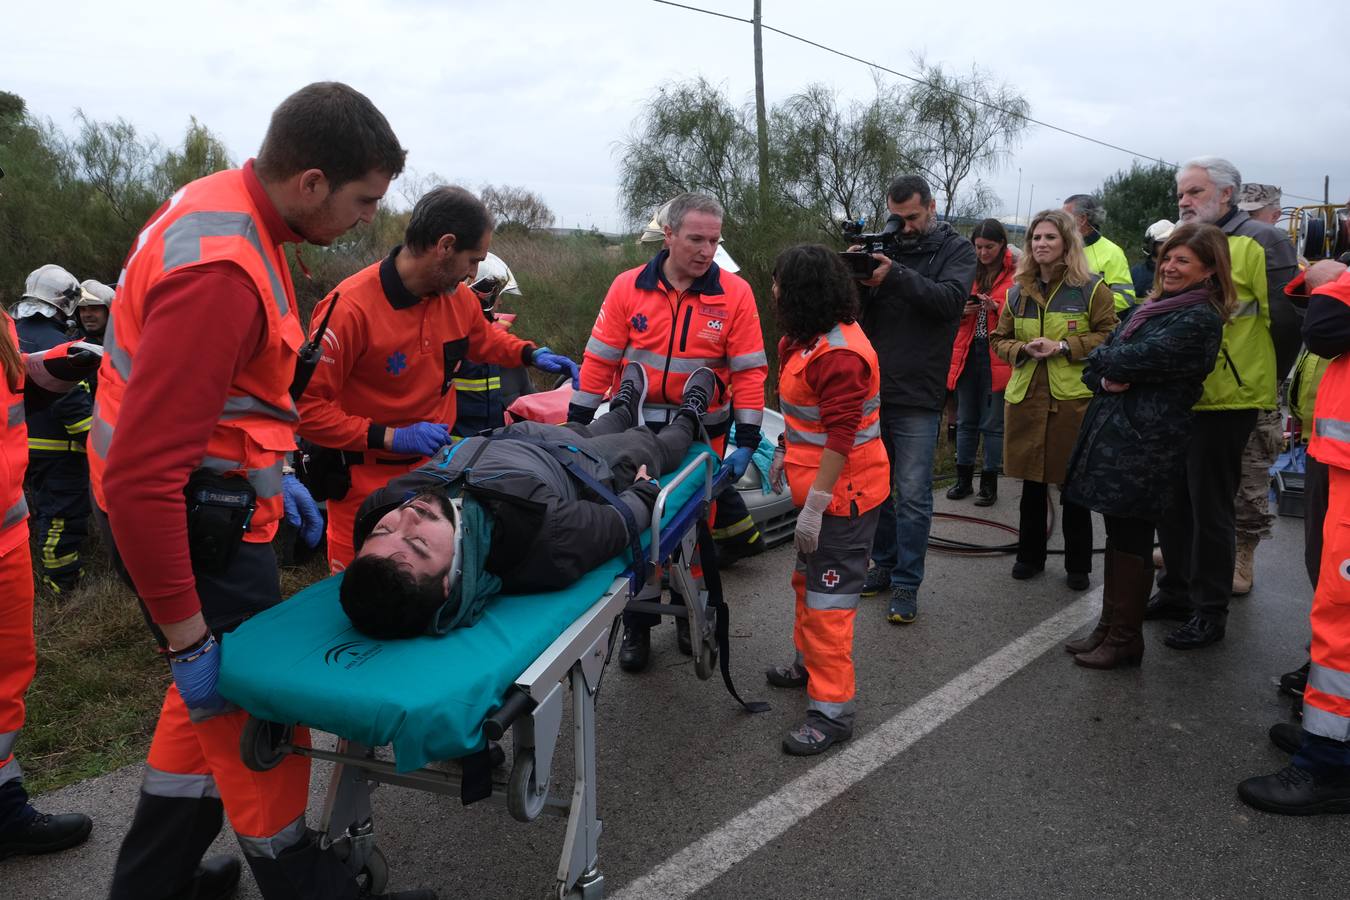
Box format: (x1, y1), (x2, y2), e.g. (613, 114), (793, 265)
(281, 473), (324, 548)
(168, 633), (227, 713)
(724, 446), (754, 480)
(390, 422), (452, 458)
(532, 346), (581, 388)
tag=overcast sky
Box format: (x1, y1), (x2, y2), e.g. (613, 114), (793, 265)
(9, 0), (1350, 235)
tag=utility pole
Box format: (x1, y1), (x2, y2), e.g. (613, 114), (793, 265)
(753, 0), (770, 216)
(1014, 167), (1023, 228)
(1026, 185), (1035, 243)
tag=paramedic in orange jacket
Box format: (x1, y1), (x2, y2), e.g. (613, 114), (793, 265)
(88, 84), (435, 900)
(568, 192), (768, 670)
(296, 186), (575, 572)
(764, 245), (888, 756)
(1239, 259), (1350, 816)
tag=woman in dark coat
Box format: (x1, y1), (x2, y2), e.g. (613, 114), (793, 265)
(1062, 223), (1232, 669)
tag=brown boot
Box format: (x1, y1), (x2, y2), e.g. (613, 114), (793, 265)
(1232, 539), (1256, 596)
(1075, 548), (1152, 670)
(1065, 541), (1114, 654)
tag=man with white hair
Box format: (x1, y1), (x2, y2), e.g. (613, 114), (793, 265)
(1145, 157), (1300, 649)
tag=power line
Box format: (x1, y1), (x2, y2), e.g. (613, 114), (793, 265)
(649, 0), (1326, 203)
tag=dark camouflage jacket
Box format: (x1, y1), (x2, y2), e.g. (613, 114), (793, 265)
(1063, 302), (1223, 521)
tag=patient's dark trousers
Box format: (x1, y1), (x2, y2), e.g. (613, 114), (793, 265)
(564, 405), (699, 486)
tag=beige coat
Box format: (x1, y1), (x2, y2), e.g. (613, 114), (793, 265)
(991, 275), (1118, 484)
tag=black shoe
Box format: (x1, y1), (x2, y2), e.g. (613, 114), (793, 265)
(861, 566), (891, 597)
(782, 713), (852, 756)
(1011, 561), (1044, 580)
(1163, 615), (1225, 650)
(613, 361), (647, 425)
(1143, 590), (1191, 621)
(1066, 571), (1090, 591)
(1280, 661), (1311, 697)
(183, 855), (242, 900)
(618, 626), (651, 673)
(946, 465), (974, 500)
(1269, 722), (1303, 755)
(679, 366), (718, 419)
(0, 810), (92, 860)
(974, 470), (998, 507)
(1237, 763), (1350, 816)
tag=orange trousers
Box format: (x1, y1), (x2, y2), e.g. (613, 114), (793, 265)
(0, 541), (35, 785)
(325, 457), (422, 573)
(1306, 465), (1350, 741)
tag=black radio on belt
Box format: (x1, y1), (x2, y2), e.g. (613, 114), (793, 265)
(185, 469), (257, 574)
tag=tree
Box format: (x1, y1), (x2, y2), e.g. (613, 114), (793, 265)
(903, 59), (1030, 218)
(1098, 161), (1178, 261)
(481, 183), (556, 234)
(616, 77), (757, 230)
(770, 80), (921, 234)
(154, 116), (232, 196)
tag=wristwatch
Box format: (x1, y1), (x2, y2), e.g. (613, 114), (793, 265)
(1059, 340), (1071, 358)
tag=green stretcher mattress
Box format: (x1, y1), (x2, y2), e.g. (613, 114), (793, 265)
(218, 446), (715, 772)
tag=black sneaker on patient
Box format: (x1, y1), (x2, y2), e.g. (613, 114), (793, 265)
(613, 362), (647, 425)
(679, 367), (717, 420)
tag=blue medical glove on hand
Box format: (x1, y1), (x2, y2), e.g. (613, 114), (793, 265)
(168, 633), (227, 713)
(724, 446), (754, 480)
(281, 473), (324, 548)
(390, 422), (452, 458)
(532, 347), (581, 388)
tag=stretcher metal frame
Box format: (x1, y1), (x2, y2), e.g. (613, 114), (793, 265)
(239, 452), (727, 899)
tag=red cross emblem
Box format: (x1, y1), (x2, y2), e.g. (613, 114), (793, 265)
(821, 569), (840, 588)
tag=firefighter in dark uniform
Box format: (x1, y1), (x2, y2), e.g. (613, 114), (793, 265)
(13, 265), (92, 593)
(451, 252), (538, 438)
(75, 280), (114, 399)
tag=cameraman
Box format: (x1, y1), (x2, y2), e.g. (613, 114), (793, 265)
(855, 176), (976, 623)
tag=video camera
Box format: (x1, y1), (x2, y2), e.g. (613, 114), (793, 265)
(840, 214), (904, 279)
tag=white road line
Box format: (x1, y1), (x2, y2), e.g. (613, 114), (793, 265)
(611, 590), (1100, 900)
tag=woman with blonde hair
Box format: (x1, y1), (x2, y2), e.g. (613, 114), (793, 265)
(991, 209), (1118, 589)
(1062, 223), (1231, 668)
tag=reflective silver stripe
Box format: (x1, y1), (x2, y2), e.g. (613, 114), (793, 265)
(824, 324), (847, 347)
(142, 765), (220, 800)
(236, 814), (308, 860)
(161, 211), (289, 317)
(785, 421), (879, 447)
(7, 400), (22, 428)
(807, 698), (855, 720)
(622, 347), (723, 374)
(805, 590), (860, 611)
(863, 394), (881, 415)
(221, 394), (299, 424)
(781, 400), (822, 421)
(584, 336), (624, 362)
(1233, 299), (1259, 318)
(3, 495), (28, 530)
(729, 350), (768, 371)
(1315, 417), (1350, 443)
(201, 456), (285, 499)
(1303, 704), (1350, 742)
(857, 420), (880, 441)
(0, 756), (21, 787)
(0, 729), (17, 760)
(91, 409), (114, 458)
(734, 408), (763, 426)
(104, 309), (132, 379)
(1109, 283), (1135, 296)
(642, 403), (730, 426)
(1309, 662), (1350, 700)
(571, 390), (604, 408)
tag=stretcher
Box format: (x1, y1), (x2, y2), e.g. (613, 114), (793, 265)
(218, 446), (760, 898)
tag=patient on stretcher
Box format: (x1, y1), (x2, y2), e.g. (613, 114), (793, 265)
(339, 364), (716, 638)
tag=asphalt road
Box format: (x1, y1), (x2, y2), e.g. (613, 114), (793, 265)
(10, 479), (1350, 899)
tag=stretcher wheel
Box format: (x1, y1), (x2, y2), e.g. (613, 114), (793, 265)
(240, 717), (293, 772)
(507, 752), (548, 822)
(693, 636), (717, 681)
(356, 844), (389, 895)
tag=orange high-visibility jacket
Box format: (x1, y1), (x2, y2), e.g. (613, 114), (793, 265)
(779, 321), (889, 516)
(89, 169), (304, 543)
(1309, 269), (1350, 471)
(575, 252), (767, 440)
(0, 317), (28, 558)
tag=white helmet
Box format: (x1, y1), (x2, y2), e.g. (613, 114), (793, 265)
(23, 264), (83, 316)
(466, 252), (520, 314)
(1144, 219), (1175, 243)
(78, 279), (115, 308)
(638, 198), (740, 273)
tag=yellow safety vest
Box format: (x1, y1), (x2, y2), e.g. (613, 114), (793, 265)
(1004, 277), (1101, 404)
(1290, 347), (1332, 429)
(1083, 234), (1136, 312)
(1196, 233), (1277, 410)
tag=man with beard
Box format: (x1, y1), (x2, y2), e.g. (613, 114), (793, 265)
(296, 187), (575, 572)
(1145, 157), (1299, 649)
(855, 175), (976, 624)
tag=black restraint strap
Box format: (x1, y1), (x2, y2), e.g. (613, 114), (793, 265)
(696, 517), (770, 714)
